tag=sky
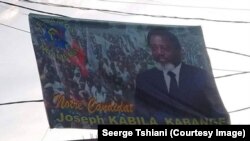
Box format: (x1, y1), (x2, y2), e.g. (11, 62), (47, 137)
(0, 0), (250, 140)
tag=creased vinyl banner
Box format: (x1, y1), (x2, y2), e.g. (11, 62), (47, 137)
(29, 13), (230, 129)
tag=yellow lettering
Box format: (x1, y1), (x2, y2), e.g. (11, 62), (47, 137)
(87, 98), (134, 113)
(53, 94), (85, 110)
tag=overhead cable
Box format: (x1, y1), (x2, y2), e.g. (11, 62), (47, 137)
(229, 106), (250, 114)
(213, 68), (250, 73)
(98, 0), (250, 12)
(215, 72), (250, 79)
(8, 0), (250, 24)
(0, 99), (43, 106)
(0, 1), (68, 17)
(0, 22), (30, 33)
(207, 47), (250, 58)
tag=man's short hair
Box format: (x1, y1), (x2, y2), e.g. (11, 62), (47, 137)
(147, 27), (181, 50)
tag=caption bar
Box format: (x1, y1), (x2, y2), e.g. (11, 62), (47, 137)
(98, 125), (249, 140)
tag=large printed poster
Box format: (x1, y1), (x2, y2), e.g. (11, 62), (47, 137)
(29, 14), (230, 128)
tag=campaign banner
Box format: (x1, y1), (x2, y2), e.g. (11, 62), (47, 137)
(29, 13), (230, 129)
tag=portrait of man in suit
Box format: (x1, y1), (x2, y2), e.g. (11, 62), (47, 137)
(135, 27), (230, 124)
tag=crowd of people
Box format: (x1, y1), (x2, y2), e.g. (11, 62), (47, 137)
(35, 27), (154, 128)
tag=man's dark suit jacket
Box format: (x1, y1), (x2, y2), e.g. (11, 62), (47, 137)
(135, 63), (230, 124)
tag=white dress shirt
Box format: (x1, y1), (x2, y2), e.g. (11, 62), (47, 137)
(156, 63), (182, 92)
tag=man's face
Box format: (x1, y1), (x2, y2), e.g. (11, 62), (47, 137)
(149, 35), (179, 64)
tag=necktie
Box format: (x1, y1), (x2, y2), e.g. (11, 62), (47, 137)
(167, 71), (178, 95)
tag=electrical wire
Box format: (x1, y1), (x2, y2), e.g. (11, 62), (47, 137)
(207, 47), (250, 58)
(10, 0), (250, 24)
(0, 22), (30, 33)
(0, 1), (68, 17)
(0, 3), (29, 15)
(0, 99), (43, 106)
(213, 68), (250, 73)
(98, 0), (250, 12)
(229, 106), (250, 114)
(215, 72), (250, 79)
